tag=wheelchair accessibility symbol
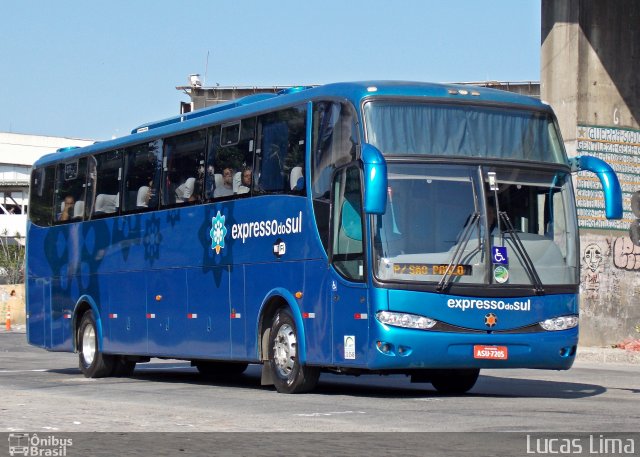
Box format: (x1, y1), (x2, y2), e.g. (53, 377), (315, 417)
(492, 246), (508, 265)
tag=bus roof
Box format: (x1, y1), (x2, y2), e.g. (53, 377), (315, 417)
(33, 81), (550, 168)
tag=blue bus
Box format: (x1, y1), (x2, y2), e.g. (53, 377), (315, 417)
(26, 81), (622, 394)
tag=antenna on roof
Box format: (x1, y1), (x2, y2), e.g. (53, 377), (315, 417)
(204, 50), (210, 87)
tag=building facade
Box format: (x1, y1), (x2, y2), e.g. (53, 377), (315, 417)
(0, 132), (93, 240)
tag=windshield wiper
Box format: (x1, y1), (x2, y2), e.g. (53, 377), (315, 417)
(437, 212), (480, 293)
(498, 212), (544, 294)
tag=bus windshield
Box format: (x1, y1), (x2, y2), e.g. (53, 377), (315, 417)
(364, 101), (567, 164)
(373, 163), (579, 288)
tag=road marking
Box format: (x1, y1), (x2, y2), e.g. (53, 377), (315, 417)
(0, 369), (48, 373)
(293, 411), (366, 417)
(0, 364), (193, 374)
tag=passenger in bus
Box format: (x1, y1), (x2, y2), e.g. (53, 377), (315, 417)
(236, 167), (252, 194)
(214, 167), (234, 197)
(59, 195), (75, 221)
(188, 181), (202, 202)
(136, 180), (155, 208)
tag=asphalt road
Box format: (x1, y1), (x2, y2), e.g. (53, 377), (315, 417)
(1, 332), (638, 455)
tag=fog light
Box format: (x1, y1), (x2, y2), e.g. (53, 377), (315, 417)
(559, 345), (577, 357)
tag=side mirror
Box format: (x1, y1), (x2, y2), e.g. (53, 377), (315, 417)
(570, 155), (623, 219)
(361, 143), (387, 215)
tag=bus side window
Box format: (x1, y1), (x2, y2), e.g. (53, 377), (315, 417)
(311, 101), (358, 252)
(54, 158), (88, 223)
(207, 119), (256, 200)
(331, 165), (364, 281)
(162, 129), (206, 207)
(90, 150), (122, 217)
(29, 166), (56, 227)
(122, 140), (162, 213)
(256, 106), (306, 195)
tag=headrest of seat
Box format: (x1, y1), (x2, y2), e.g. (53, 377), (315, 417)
(290, 166), (304, 190)
(73, 201), (85, 219)
(232, 172), (242, 193)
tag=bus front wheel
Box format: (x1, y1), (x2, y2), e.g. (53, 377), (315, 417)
(430, 368), (480, 394)
(78, 311), (114, 378)
(268, 308), (320, 394)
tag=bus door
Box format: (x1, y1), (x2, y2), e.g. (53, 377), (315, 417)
(330, 165), (369, 365)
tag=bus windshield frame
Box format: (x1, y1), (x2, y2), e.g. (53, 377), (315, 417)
(372, 162), (580, 294)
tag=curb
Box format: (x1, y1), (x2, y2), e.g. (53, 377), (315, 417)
(0, 325), (26, 334)
(576, 346), (640, 365)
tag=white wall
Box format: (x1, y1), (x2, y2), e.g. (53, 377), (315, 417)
(0, 132), (94, 237)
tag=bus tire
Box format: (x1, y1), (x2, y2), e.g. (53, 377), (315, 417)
(430, 368), (480, 394)
(195, 361), (248, 377)
(268, 307), (319, 394)
(78, 311), (114, 378)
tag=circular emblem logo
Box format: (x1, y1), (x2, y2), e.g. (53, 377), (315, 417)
(493, 265), (509, 284)
(484, 313), (498, 328)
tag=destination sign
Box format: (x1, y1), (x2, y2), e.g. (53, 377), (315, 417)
(392, 263), (472, 276)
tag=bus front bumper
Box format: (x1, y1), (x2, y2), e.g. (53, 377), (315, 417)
(367, 326), (579, 371)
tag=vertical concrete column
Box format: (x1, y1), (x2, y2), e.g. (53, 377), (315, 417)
(541, 0), (640, 346)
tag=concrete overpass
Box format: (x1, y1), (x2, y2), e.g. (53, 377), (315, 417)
(542, 0), (640, 346)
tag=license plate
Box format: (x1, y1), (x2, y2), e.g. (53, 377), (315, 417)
(473, 345), (508, 360)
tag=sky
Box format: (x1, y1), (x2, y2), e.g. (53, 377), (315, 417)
(0, 0), (541, 141)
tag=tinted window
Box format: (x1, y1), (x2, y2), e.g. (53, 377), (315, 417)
(162, 130), (206, 207)
(122, 140), (162, 212)
(364, 102), (566, 164)
(311, 102), (357, 200)
(332, 165), (364, 281)
(311, 102), (358, 252)
(206, 119), (256, 200)
(256, 106), (306, 194)
(54, 158), (88, 223)
(29, 166), (55, 227)
(89, 150), (122, 217)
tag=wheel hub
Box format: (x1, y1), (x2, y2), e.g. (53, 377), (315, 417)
(273, 323), (296, 377)
(81, 325), (96, 366)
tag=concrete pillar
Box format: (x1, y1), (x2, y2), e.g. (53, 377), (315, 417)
(541, 0), (640, 346)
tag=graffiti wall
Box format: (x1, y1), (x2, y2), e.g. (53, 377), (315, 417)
(579, 233), (640, 346)
(576, 125), (640, 346)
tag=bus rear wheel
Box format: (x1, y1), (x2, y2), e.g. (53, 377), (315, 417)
(430, 368), (480, 394)
(78, 311), (114, 378)
(268, 308), (319, 394)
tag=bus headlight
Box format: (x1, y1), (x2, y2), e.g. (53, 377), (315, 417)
(376, 311), (437, 330)
(539, 315), (579, 331)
